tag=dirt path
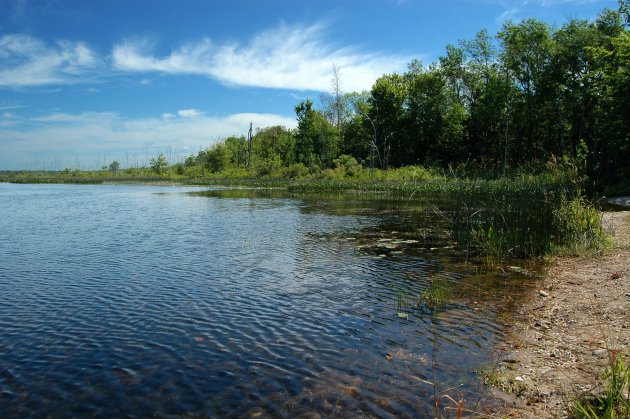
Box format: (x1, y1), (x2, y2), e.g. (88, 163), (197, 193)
(488, 211), (630, 418)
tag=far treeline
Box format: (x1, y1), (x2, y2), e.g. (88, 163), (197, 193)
(166, 3), (627, 195)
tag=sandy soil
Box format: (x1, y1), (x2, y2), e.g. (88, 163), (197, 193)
(487, 210), (630, 418)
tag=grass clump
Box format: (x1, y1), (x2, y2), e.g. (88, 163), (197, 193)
(573, 352), (630, 418)
(471, 225), (506, 268)
(553, 196), (607, 255)
(418, 275), (453, 312)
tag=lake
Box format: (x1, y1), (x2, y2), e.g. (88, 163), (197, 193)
(0, 183), (538, 417)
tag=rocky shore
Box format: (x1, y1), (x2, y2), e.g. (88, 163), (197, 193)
(490, 211), (630, 417)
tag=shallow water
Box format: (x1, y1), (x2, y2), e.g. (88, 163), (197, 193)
(0, 183), (537, 417)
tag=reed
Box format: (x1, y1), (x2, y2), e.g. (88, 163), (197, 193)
(418, 171), (606, 259)
(418, 274), (452, 310)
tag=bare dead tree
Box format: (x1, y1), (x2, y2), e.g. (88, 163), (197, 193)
(331, 64), (343, 132)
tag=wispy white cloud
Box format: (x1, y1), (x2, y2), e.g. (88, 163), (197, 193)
(491, 0), (606, 23)
(1, 21), (413, 92)
(112, 22), (413, 92)
(0, 34), (100, 87)
(0, 104), (24, 111)
(0, 110), (297, 169)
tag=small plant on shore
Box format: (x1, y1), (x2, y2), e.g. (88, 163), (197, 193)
(573, 352), (629, 418)
(572, 304), (630, 418)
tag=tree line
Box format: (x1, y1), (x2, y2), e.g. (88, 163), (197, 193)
(188, 3), (629, 190)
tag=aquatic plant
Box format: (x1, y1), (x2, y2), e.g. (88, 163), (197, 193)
(472, 225), (506, 268)
(419, 169), (607, 261)
(418, 275), (452, 310)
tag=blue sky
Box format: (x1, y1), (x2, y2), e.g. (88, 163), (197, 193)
(0, 0), (619, 170)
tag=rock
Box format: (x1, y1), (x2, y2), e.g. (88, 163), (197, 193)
(539, 290), (550, 297)
(592, 349), (607, 356)
(514, 376), (525, 382)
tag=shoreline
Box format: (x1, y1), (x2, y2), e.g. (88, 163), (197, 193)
(490, 211), (630, 417)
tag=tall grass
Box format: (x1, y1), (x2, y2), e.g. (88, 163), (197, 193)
(415, 170), (606, 259)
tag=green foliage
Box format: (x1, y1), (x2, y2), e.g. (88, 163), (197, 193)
(109, 4), (625, 194)
(331, 155), (363, 179)
(108, 160), (120, 175)
(172, 162), (184, 175)
(553, 195), (606, 253)
(150, 154), (168, 174)
(283, 163), (310, 179)
(294, 99), (337, 168)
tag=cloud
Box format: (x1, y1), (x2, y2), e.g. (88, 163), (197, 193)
(0, 34), (100, 87)
(0, 110), (297, 169)
(1, 21), (413, 92)
(112, 22), (412, 92)
(177, 109), (203, 118)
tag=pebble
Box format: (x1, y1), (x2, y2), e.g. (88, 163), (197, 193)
(539, 290), (550, 297)
(592, 349), (607, 356)
(514, 376), (524, 382)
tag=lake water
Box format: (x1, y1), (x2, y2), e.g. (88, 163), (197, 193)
(0, 183), (538, 417)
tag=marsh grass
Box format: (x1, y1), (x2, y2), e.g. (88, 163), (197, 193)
(1, 174), (176, 184)
(415, 170), (608, 261)
(554, 196), (607, 254)
(472, 225), (506, 268)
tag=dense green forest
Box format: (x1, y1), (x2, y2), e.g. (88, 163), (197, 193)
(169, 3), (628, 193)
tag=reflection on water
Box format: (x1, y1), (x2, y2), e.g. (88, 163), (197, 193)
(0, 183), (539, 417)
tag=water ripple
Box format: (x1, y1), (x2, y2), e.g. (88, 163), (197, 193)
(0, 183), (538, 417)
